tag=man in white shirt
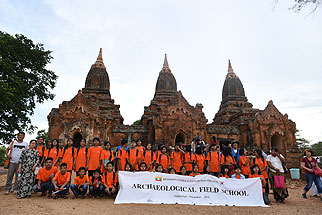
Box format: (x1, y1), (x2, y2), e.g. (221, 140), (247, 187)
(4, 132), (29, 195)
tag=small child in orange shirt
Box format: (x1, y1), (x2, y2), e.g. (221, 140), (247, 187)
(219, 165), (230, 178)
(71, 167), (89, 198)
(52, 163), (71, 199)
(103, 162), (118, 196)
(89, 169), (104, 198)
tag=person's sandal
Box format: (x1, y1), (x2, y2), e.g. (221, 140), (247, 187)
(302, 193), (307, 199)
(48, 194), (53, 199)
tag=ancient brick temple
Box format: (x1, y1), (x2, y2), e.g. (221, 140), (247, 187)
(48, 49), (299, 167)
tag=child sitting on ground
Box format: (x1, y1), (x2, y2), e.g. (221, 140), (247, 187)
(71, 167), (89, 199)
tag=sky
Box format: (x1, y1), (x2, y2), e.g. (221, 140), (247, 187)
(0, 0), (321, 144)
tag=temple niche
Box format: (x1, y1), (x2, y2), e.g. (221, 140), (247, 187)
(47, 50), (300, 168)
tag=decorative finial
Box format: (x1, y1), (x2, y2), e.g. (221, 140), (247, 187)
(97, 48), (103, 62)
(163, 53), (169, 68)
(228, 59), (233, 73)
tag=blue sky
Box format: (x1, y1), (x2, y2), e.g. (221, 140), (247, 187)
(0, 0), (321, 143)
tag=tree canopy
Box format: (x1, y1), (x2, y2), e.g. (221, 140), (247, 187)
(0, 31), (57, 144)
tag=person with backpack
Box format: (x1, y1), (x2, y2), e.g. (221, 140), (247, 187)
(52, 163), (70, 199)
(156, 145), (170, 172)
(193, 145), (206, 174)
(253, 149), (269, 194)
(103, 162), (118, 196)
(89, 169), (104, 198)
(100, 141), (114, 174)
(182, 145), (193, 175)
(171, 143), (184, 174)
(142, 143), (155, 171)
(206, 144), (221, 177)
(117, 138), (129, 171)
(136, 139), (145, 153)
(58, 138), (75, 173)
(36, 136), (46, 166)
(238, 148), (251, 178)
(73, 138), (88, 176)
(221, 146), (236, 175)
(4, 132), (29, 195)
(45, 139), (60, 167)
(127, 140), (142, 171)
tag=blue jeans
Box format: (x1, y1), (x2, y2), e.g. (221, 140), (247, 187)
(304, 174), (322, 194)
(71, 184), (88, 196)
(33, 181), (53, 194)
(89, 185), (104, 196)
(51, 184), (70, 195)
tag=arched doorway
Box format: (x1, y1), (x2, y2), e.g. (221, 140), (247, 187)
(73, 132), (82, 148)
(175, 133), (185, 145)
(271, 134), (284, 152)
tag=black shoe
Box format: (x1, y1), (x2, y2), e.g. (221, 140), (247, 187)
(302, 193), (307, 199)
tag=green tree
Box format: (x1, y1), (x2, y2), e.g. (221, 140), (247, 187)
(35, 129), (48, 143)
(132, 120), (141, 125)
(0, 31), (57, 145)
(311, 141), (322, 156)
(295, 129), (311, 153)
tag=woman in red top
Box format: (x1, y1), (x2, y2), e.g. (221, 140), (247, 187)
(254, 149), (269, 194)
(301, 149), (322, 200)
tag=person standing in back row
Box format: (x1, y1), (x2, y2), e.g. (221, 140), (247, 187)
(4, 132), (29, 195)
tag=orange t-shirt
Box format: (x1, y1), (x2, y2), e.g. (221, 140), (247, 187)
(189, 172), (201, 176)
(193, 154), (205, 173)
(254, 158), (268, 179)
(53, 171), (71, 186)
(171, 151), (183, 172)
(157, 154), (170, 170)
(36, 145), (45, 157)
(74, 175), (89, 185)
(103, 172), (118, 188)
(128, 148), (142, 170)
(183, 152), (193, 172)
(117, 148), (129, 170)
(239, 156), (251, 176)
(45, 148), (59, 166)
(59, 147), (74, 171)
(75, 147), (87, 171)
(87, 146), (103, 171)
(90, 176), (103, 186)
(136, 146), (145, 153)
(36, 166), (58, 182)
(220, 174), (230, 178)
(220, 155), (236, 165)
(206, 151), (221, 173)
(100, 150), (114, 173)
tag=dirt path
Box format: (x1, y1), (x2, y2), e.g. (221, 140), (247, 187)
(0, 171), (321, 215)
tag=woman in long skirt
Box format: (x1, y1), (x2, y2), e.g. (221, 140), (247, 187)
(16, 140), (39, 199)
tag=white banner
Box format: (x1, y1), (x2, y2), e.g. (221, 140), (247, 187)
(115, 171), (267, 207)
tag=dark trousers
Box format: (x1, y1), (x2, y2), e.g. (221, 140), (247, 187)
(33, 181), (53, 194)
(89, 185), (104, 196)
(51, 184), (69, 195)
(71, 184), (88, 196)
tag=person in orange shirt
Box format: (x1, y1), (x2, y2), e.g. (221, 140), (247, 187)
(124, 163), (133, 172)
(136, 139), (145, 153)
(33, 158), (58, 197)
(182, 145), (193, 175)
(249, 164), (271, 205)
(58, 138), (75, 172)
(221, 147), (236, 175)
(142, 143), (155, 171)
(206, 144), (221, 177)
(238, 148), (251, 178)
(231, 165), (246, 179)
(155, 164), (163, 173)
(89, 169), (104, 198)
(103, 162), (118, 196)
(100, 141), (114, 174)
(36, 136), (46, 166)
(117, 138), (129, 171)
(45, 139), (60, 167)
(86, 137), (103, 177)
(127, 140), (142, 171)
(180, 166), (187, 175)
(169, 168), (176, 174)
(139, 162), (148, 171)
(219, 165), (230, 178)
(71, 167), (89, 198)
(52, 163), (71, 199)
(156, 146), (170, 172)
(189, 164), (201, 177)
(73, 138), (88, 176)
(254, 149), (269, 194)
(193, 145), (205, 173)
(171, 143), (184, 173)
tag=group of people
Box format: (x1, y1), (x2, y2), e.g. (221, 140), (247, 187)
(4, 132), (322, 204)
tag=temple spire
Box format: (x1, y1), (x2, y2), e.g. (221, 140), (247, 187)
(228, 59), (233, 73)
(97, 48), (103, 62)
(163, 53), (169, 68)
